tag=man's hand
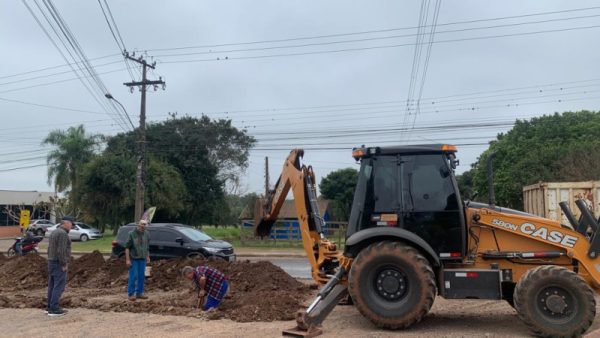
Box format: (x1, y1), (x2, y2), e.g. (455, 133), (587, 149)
(198, 290), (206, 297)
(62, 265), (68, 272)
(146, 256), (150, 264)
(126, 259), (131, 267)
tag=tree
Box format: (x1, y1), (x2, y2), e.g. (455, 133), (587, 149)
(470, 110), (600, 210)
(43, 125), (102, 211)
(79, 154), (186, 233)
(319, 168), (358, 220)
(105, 114), (255, 225)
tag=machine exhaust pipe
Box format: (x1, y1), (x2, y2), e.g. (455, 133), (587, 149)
(487, 151), (497, 207)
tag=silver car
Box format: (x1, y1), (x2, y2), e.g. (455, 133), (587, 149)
(45, 222), (103, 242)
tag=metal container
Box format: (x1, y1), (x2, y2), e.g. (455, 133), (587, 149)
(522, 181), (600, 224)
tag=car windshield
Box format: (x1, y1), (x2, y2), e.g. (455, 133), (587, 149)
(177, 227), (212, 241)
(77, 223), (91, 229)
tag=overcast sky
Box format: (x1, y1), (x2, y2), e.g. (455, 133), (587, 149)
(1, 0), (599, 196)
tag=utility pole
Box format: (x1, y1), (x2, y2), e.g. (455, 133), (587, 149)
(124, 52), (165, 221)
(264, 156), (270, 196)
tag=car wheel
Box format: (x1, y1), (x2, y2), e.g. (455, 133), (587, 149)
(80, 234), (89, 242)
(187, 252), (204, 259)
(35, 229), (44, 236)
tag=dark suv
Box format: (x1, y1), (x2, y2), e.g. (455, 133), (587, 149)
(111, 223), (235, 262)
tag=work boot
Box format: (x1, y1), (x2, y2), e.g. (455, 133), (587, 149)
(128, 296), (136, 301)
(136, 294), (148, 300)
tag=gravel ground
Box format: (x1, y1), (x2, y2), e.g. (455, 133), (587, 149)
(4, 296), (600, 337)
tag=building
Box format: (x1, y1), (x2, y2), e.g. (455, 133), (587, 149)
(0, 190), (55, 226)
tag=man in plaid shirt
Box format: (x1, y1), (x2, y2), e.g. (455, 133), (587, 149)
(181, 265), (229, 310)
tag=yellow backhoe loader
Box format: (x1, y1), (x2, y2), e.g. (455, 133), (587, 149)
(254, 145), (600, 338)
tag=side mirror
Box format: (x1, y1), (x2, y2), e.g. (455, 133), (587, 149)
(175, 237), (184, 244)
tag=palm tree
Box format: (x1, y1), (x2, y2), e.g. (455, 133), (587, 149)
(43, 125), (102, 210)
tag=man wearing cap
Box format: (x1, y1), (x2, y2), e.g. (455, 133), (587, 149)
(46, 215), (74, 317)
(125, 219), (150, 301)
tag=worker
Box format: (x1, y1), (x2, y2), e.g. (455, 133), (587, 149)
(46, 215), (74, 317)
(181, 265), (229, 311)
(125, 219), (150, 301)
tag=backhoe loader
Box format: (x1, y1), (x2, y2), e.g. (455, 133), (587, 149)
(254, 145), (600, 338)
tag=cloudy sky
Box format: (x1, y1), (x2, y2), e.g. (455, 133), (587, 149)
(1, 0), (599, 196)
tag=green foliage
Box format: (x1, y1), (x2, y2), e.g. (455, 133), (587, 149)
(43, 124), (102, 211)
(104, 114), (255, 225)
(470, 111), (600, 210)
(79, 154), (186, 232)
(319, 168), (358, 220)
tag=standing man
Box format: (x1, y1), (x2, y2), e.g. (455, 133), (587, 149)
(47, 215), (74, 317)
(125, 219), (150, 301)
(181, 265), (229, 311)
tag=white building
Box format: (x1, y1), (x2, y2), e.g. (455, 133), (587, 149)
(0, 190), (54, 226)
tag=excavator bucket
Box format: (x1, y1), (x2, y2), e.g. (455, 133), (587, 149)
(253, 198), (275, 238)
(254, 219), (275, 238)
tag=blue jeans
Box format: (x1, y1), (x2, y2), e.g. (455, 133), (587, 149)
(204, 280), (229, 310)
(127, 259), (146, 296)
(47, 260), (67, 311)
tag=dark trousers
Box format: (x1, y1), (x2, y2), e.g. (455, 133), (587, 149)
(47, 260), (67, 310)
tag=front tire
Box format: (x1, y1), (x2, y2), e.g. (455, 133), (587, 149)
(7, 248), (16, 257)
(348, 241), (436, 329)
(514, 265), (595, 337)
(80, 234), (89, 242)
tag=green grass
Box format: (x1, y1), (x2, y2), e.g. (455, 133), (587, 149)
(200, 226), (240, 241)
(70, 235), (115, 253)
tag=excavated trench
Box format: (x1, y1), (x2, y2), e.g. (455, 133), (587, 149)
(0, 252), (312, 322)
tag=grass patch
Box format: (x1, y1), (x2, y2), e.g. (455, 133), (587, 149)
(71, 235), (115, 253)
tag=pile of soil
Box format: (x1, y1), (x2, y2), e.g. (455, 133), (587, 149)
(0, 253), (47, 289)
(0, 252), (311, 322)
(144, 257), (309, 321)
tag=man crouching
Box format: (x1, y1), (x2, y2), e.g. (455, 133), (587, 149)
(181, 265), (229, 311)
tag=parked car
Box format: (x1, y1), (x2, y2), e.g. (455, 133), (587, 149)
(44, 222), (103, 242)
(111, 223), (235, 262)
(27, 219), (54, 236)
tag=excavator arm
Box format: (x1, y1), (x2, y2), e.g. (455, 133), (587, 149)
(253, 149), (342, 284)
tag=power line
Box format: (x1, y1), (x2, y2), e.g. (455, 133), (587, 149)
(161, 24), (600, 63)
(146, 6), (600, 52)
(0, 96), (105, 115)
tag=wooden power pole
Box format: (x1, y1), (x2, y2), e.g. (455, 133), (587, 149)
(264, 156), (270, 196)
(124, 52), (165, 221)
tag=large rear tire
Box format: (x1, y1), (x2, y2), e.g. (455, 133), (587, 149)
(348, 241), (436, 329)
(514, 265), (595, 337)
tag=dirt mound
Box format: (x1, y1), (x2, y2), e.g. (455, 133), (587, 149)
(141, 258), (309, 321)
(0, 254), (311, 322)
(0, 254), (47, 290)
(68, 251), (107, 287)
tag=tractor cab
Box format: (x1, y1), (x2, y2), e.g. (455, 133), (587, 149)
(346, 144), (466, 260)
